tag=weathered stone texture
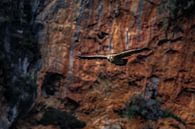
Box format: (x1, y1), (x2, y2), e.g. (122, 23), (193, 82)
(13, 0), (195, 129)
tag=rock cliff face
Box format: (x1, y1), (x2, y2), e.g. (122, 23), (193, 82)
(0, 0), (195, 129)
(0, 0), (40, 128)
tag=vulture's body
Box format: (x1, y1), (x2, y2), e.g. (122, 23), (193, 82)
(78, 47), (151, 66)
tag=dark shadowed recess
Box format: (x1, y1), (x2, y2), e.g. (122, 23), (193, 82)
(42, 72), (64, 96)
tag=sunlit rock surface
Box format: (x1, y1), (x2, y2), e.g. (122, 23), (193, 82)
(0, 0), (195, 129)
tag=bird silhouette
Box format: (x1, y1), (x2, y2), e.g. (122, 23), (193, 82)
(78, 47), (151, 66)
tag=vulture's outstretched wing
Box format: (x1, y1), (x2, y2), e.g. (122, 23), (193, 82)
(113, 47), (151, 58)
(78, 54), (108, 60)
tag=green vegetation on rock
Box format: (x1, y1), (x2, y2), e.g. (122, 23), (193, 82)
(40, 107), (86, 129)
(118, 94), (185, 125)
(158, 0), (195, 19)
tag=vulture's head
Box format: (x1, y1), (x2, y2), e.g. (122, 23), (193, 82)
(107, 55), (114, 62)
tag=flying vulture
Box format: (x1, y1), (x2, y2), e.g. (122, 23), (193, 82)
(78, 47), (151, 66)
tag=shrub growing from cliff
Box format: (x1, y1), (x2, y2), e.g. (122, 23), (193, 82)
(162, 110), (185, 125)
(158, 0), (195, 19)
(121, 94), (163, 120)
(157, 0), (194, 35)
(119, 94), (185, 124)
(40, 107), (86, 129)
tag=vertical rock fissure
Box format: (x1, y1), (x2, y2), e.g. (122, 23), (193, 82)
(67, 0), (88, 80)
(136, 0), (144, 43)
(125, 29), (129, 50)
(145, 76), (160, 99)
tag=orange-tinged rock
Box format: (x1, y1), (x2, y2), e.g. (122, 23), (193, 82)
(14, 0), (195, 129)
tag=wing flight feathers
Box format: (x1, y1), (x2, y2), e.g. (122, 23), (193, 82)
(114, 47), (150, 58)
(78, 48), (150, 60)
(78, 55), (108, 60)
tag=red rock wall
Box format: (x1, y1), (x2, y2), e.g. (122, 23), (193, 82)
(33, 0), (195, 129)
